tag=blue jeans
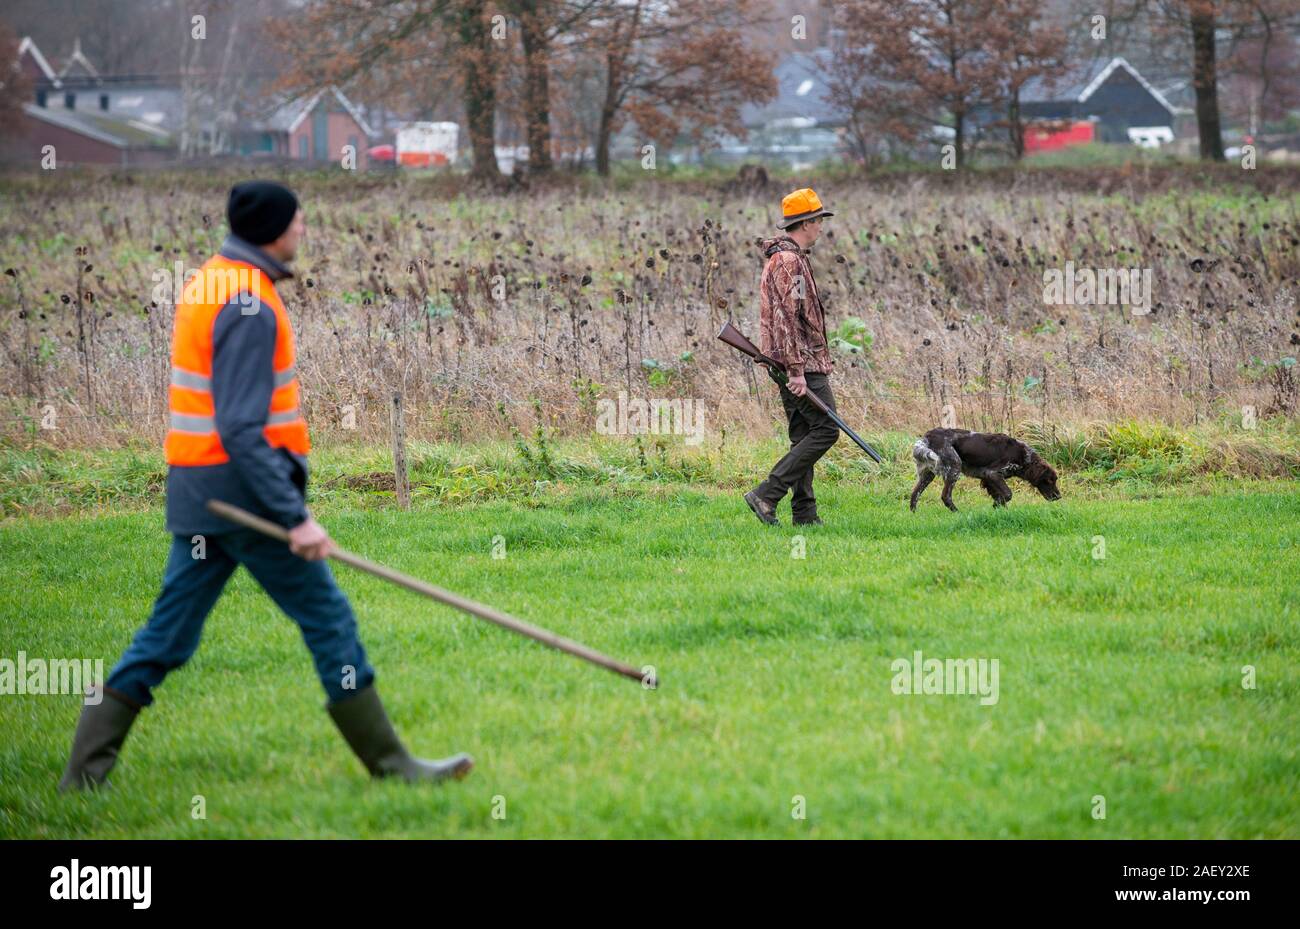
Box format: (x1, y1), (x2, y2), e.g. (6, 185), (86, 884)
(107, 530), (375, 707)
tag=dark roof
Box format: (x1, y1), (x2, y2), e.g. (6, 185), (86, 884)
(1019, 56), (1175, 115)
(249, 87), (377, 137)
(742, 50), (843, 128)
(23, 103), (174, 148)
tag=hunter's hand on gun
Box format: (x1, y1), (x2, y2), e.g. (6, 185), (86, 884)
(786, 373), (808, 397)
(722, 321), (883, 463)
(289, 516), (336, 561)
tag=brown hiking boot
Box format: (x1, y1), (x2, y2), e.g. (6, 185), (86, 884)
(744, 491), (779, 526)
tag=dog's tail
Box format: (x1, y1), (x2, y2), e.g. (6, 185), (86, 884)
(912, 438), (940, 469)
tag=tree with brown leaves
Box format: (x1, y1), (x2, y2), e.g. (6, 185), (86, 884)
(0, 21), (32, 135)
(830, 0), (1008, 169)
(586, 0), (775, 176)
(276, 0), (772, 178)
(985, 1), (1070, 160)
(274, 0), (505, 182)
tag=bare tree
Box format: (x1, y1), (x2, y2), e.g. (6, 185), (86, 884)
(586, 0), (776, 176)
(1104, 0), (1300, 160)
(1189, 1), (1228, 158)
(1221, 18), (1300, 133)
(499, 1), (606, 174)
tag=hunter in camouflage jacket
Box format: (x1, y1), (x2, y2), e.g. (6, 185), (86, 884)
(757, 235), (834, 378)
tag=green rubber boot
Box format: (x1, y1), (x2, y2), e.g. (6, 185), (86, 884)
(327, 685), (472, 784)
(59, 687), (140, 792)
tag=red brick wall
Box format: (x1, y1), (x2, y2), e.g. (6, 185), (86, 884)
(328, 111), (369, 169)
(288, 122), (311, 160)
(0, 110), (174, 166)
(286, 101), (370, 168)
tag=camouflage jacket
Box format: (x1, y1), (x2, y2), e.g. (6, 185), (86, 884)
(758, 236), (833, 377)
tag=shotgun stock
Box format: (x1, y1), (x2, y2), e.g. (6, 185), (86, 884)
(717, 321), (884, 463)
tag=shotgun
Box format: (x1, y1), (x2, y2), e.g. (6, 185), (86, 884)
(718, 320), (884, 463)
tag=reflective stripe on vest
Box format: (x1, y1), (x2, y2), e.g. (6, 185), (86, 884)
(169, 364), (296, 393)
(164, 254), (311, 466)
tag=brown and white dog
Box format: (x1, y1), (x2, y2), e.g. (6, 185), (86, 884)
(910, 428), (1061, 512)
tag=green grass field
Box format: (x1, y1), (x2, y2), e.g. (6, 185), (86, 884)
(2, 455), (1297, 838)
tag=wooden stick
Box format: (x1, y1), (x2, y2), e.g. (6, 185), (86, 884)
(390, 392), (410, 510)
(206, 500), (655, 688)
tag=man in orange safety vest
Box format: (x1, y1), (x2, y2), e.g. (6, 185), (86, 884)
(60, 181), (472, 791)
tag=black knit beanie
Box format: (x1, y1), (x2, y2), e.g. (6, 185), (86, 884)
(227, 181), (299, 245)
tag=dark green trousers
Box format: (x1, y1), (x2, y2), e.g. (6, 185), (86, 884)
(754, 372), (839, 520)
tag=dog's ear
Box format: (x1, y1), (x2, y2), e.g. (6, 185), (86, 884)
(1036, 461), (1062, 499)
(1021, 456), (1052, 484)
(1022, 457), (1061, 499)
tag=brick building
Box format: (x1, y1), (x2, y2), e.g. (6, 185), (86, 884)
(3, 37), (177, 166)
(236, 87), (377, 167)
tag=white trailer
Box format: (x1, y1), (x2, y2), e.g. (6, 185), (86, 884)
(396, 122), (459, 168)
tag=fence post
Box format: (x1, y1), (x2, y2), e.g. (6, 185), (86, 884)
(390, 392), (411, 510)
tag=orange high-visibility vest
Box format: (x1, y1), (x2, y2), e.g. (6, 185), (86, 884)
(164, 254), (310, 466)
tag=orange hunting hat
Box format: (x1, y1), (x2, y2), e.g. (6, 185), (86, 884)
(778, 188), (834, 229)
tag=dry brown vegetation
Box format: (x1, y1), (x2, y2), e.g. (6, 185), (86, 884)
(1, 165), (1297, 451)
